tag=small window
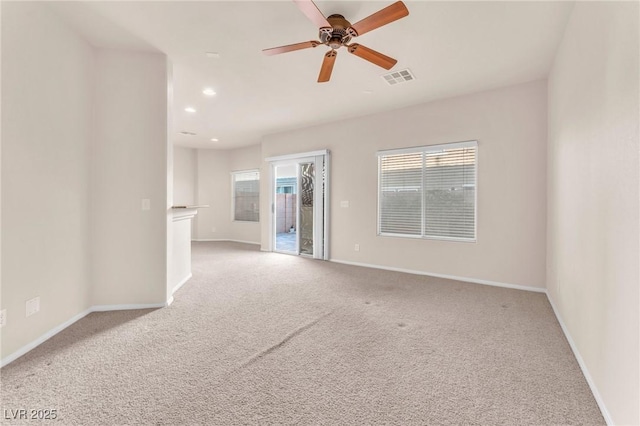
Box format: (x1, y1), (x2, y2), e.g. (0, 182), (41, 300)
(232, 170), (260, 222)
(378, 141), (477, 241)
(276, 185), (294, 194)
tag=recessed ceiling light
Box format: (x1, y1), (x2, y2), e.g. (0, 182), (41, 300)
(205, 52), (220, 59)
(210, 138), (219, 142)
(363, 90), (374, 95)
(184, 107), (196, 113)
(202, 88), (216, 96)
(179, 131), (196, 136)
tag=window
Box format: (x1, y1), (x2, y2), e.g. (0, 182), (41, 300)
(378, 141), (477, 241)
(232, 170), (260, 222)
(276, 185), (294, 194)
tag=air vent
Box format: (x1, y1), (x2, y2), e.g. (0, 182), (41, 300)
(381, 68), (415, 86)
(179, 131), (197, 136)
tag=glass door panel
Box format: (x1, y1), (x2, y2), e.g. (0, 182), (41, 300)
(299, 162), (315, 256)
(274, 164), (297, 253)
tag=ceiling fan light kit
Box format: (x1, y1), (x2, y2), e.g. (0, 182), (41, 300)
(263, 0), (409, 83)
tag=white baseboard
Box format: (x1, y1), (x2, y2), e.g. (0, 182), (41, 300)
(91, 302), (166, 312)
(0, 258), (612, 426)
(0, 308), (92, 368)
(171, 273), (192, 296)
(329, 258), (546, 293)
(192, 239), (261, 245)
(329, 257), (610, 422)
(545, 296), (613, 425)
(1, 302), (166, 368)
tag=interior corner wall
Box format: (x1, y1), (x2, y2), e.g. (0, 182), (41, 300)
(547, 2), (639, 424)
(1, 2), (93, 359)
(173, 147), (197, 206)
(90, 49), (169, 306)
(195, 145), (261, 244)
(261, 80), (548, 289)
(195, 149), (230, 241)
(165, 60), (175, 303)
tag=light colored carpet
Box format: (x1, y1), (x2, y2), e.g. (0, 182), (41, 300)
(1, 242), (604, 425)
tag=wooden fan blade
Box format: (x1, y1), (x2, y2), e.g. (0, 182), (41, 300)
(293, 0), (331, 29)
(347, 44), (397, 70)
(263, 41), (321, 56)
(348, 1), (409, 37)
(318, 50), (337, 83)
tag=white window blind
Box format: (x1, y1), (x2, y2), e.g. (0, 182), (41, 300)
(378, 141), (477, 241)
(232, 170), (260, 222)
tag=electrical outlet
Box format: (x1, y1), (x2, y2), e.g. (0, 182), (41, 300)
(26, 297), (40, 317)
(354, 243), (360, 252)
(0, 309), (6, 327)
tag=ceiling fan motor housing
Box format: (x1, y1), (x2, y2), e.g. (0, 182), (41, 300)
(319, 14), (352, 49)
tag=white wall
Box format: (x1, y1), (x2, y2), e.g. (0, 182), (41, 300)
(1, 3), (171, 362)
(91, 49), (169, 306)
(195, 149), (230, 240)
(547, 2), (639, 424)
(195, 145), (261, 244)
(1, 2), (94, 359)
(261, 80), (548, 289)
(173, 147), (196, 206)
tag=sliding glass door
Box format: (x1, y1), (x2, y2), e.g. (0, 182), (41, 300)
(269, 151), (329, 259)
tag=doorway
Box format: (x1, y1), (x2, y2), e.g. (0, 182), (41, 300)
(268, 150), (329, 259)
(274, 164), (298, 253)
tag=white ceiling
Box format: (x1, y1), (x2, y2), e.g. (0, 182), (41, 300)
(50, 1), (574, 150)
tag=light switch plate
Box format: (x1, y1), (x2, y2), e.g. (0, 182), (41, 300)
(141, 199), (151, 210)
(340, 200), (349, 208)
(26, 297), (40, 317)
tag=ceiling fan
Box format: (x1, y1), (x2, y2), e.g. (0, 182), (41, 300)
(263, 0), (409, 83)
